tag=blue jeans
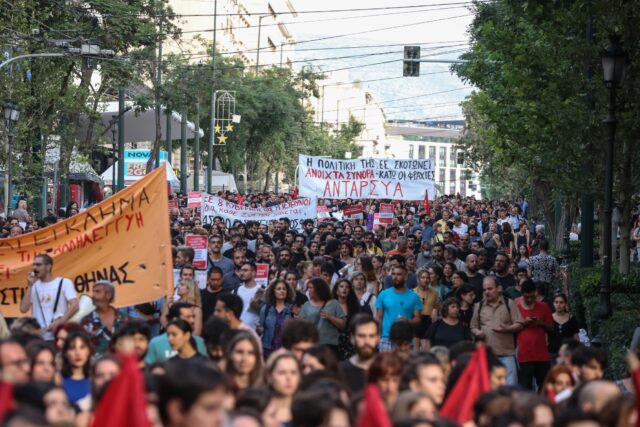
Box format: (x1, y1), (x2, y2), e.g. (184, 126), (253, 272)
(498, 355), (518, 386)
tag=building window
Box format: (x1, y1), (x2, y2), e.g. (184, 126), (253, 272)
(450, 169), (456, 183)
(439, 169), (445, 184)
(429, 146), (436, 162)
(449, 182), (456, 195)
(450, 149), (457, 167)
(418, 145), (425, 159)
(439, 147), (446, 167)
(460, 180), (466, 197)
(409, 145), (415, 159)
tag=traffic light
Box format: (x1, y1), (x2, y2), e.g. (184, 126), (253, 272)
(403, 46), (420, 77)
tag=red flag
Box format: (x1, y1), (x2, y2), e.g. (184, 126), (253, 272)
(424, 190), (430, 215)
(356, 384), (393, 427)
(90, 354), (151, 427)
(0, 382), (13, 421)
(440, 345), (490, 424)
(292, 186), (299, 199)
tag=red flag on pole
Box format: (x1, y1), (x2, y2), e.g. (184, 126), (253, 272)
(440, 345), (490, 424)
(424, 190), (430, 216)
(90, 354), (152, 427)
(292, 186), (299, 199)
(356, 384), (393, 427)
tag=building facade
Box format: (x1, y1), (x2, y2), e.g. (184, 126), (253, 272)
(167, 0), (297, 68)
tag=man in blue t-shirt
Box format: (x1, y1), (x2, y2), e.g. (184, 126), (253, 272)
(375, 265), (422, 351)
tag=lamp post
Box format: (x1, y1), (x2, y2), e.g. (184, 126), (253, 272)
(3, 103), (20, 217)
(598, 36), (628, 321)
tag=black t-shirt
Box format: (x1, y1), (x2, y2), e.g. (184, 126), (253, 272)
(426, 319), (471, 349)
(340, 359), (367, 394)
(548, 316), (580, 354)
(200, 288), (228, 321)
(495, 273), (517, 289)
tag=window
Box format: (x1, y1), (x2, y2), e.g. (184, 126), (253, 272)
(418, 145), (425, 159)
(429, 146), (436, 162)
(449, 182), (456, 195)
(450, 169), (456, 183)
(409, 145), (415, 159)
(439, 169), (445, 184)
(439, 147), (446, 167)
(450, 149), (457, 167)
(460, 180), (466, 197)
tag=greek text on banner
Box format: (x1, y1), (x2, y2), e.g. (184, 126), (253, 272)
(0, 166), (173, 317)
(298, 154), (435, 200)
(201, 195), (317, 229)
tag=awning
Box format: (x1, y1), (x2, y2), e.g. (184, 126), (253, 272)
(77, 101), (204, 143)
(101, 161), (179, 189)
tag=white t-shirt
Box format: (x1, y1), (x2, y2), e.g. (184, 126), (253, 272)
(236, 284), (261, 330)
(31, 277), (77, 340)
(453, 223), (468, 236)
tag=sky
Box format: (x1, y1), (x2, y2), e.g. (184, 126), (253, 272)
(289, 0), (475, 121)
(292, 0), (473, 44)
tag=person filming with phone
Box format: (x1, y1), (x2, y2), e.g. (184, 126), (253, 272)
(20, 254), (79, 341)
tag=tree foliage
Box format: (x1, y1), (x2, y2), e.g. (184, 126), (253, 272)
(453, 0), (640, 267)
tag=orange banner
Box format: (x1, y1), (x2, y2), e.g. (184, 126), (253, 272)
(0, 166), (173, 317)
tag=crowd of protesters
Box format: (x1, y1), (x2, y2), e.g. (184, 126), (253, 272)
(0, 192), (638, 427)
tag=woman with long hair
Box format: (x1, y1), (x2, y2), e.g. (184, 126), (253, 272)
(299, 278), (346, 354)
(167, 319), (204, 362)
(413, 269), (440, 351)
(427, 265), (447, 303)
(333, 278), (361, 360)
(60, 331), (94, 405)
(225, 331), (264, 392)
(25, 341), (57, 382)
(455, 284), (476, 328)
(360, 256), (381, 295)
(258, 279), (295, 358)
(339, 241), (355, 267)
(351, 272), (376, 315)
(285, 270), (308, 317)
(265, 351), (301, 425)
(548, 294), (579, 359)
(515, 244), (531, 270)
(515, 221), (531, 250)
(162, 278), (203, 335)
(371, 255), (386, 286)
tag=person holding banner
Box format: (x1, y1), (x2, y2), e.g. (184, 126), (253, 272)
(20, 254), (79, 341)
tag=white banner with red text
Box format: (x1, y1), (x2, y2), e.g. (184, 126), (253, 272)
(201, 195), (317, 230)
(298, 154), (435, 200)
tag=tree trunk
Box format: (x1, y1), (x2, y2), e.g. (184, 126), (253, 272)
(533, 179), (556, 239)
(263, 163), (272, 193)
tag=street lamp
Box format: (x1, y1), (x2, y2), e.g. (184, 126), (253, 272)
(597, 36), (628, 321)
(3, 102), (20, 217)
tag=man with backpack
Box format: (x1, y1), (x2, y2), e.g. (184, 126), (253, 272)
(471, 276), (525, 385)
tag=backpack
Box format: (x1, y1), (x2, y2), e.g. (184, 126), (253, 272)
(477, 296), (517, 346)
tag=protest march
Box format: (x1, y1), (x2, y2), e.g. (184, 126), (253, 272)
(0, 157), (637, 427)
